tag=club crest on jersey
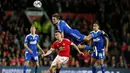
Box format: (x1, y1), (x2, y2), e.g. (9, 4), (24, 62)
(63, 43), (65, 46)
(57, 44), (59, 47)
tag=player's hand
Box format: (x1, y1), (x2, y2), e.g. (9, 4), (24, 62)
(41, 54), (45, 57)
(79, 51), (84, 55)
(29, 49), (33, 54)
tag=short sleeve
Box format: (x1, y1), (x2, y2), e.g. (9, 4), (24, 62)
(58, 21), (64, 33)
(37, 35), (40, 43)
(24, 35), (28, 43)
(101, 30), (108, 38)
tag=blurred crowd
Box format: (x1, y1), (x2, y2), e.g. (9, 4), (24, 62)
(0, 0), (130, 68)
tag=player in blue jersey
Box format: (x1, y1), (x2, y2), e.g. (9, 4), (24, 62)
(52, 13), (98, 51)
(90, 22), (109, 73)
(23, 25), (44, 73)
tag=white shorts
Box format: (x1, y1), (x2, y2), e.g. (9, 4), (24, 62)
(51, 55), (69, 67)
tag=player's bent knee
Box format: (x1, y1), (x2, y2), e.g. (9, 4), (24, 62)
(24, 61), (29, 66)
(56, 61), (61, 69)
(100, 60), (104, 65)
(36, 62), (39, 67)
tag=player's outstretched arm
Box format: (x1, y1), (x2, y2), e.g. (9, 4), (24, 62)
(37, 43), (45, 54)
(84, 34), (93, 41)
(85, 32), (102, 41)
(42, 48), (55, 57)
(24, 43), (33, 53)
(71, 42), (84, 55)
(105, 37), (109, 56)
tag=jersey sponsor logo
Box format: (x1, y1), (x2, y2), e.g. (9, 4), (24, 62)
(29, 40), (37, 44)
(93, 37), (100, 42)
(59, 46), (65, 51)
(57, 45), (59, 47)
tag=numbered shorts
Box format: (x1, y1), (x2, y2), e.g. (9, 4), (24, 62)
(25, 51), (39, 62)
(51, 55), (69, 67)
(91, 50), (105, 60)
(70, 29), (85, 45)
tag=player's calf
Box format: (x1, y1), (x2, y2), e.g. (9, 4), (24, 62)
(77, 44), (94, 51)
(35, 62), (39, 73)
(23, 61), (29, 73)
(49, 66), (56, 73)
(91, 58), (97, 73)
(100, 60), (105, 73)
(56, 61), (61, 73)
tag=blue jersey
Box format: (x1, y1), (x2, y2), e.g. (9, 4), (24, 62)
(57, 20), (73, 35)
(57, 20), (85, 45)
(90, 30), (107, 51)
(24, 34), (39, 53)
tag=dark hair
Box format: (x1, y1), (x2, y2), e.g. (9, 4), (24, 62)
(55, 30), (61, 33)
(94, 21), (99, 25)
(52, 13), (60, 19)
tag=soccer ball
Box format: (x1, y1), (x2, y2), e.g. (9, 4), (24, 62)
(33, 0), (42, 8)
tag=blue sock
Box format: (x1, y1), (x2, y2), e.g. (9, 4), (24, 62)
(35, 66), (38, 73)
(101, 65), (105, 73)
(84, 45), (93, 51)
(23, 65), (27, 73)
(92, 66), (96, 73)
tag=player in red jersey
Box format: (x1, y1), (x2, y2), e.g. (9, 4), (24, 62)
(42, 30), (84, 73)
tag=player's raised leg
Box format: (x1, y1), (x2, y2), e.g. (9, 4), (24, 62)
(69, 29), (94, 51)
(77, 44), (93, 51)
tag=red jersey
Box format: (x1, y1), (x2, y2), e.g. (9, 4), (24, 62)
(51, 38), (72, 57)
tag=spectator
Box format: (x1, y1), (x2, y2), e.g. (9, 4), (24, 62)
(117, 56), (126, 68)
(0, 0), (130, 68)
(124, 45), (130, 68)
(111, 56), (117, 68)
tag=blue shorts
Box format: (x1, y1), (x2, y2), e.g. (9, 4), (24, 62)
(69, 29), (85, 45)
(91, 50), (105, 60)
(25, 51), (39, 62)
